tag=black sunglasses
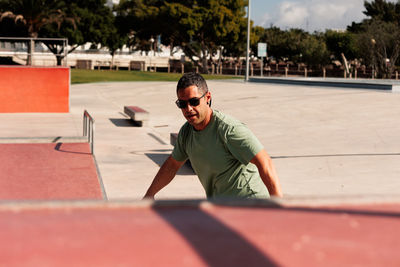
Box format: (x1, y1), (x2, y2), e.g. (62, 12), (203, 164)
(175, 91), (207, 109)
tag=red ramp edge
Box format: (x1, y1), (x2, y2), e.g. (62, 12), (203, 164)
(0, 201), (399, 267)
(0, 143), (104, 200)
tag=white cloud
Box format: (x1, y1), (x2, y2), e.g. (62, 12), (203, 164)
(258, 0), (368, 32)
(260, 13), (272, 27)
(277, 2), (309, 26)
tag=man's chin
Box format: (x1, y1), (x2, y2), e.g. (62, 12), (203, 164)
(186, 119), (197, 125)
(185, 115), (197, 122)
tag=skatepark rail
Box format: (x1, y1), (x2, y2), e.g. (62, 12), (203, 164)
(83, 110), (95, 154)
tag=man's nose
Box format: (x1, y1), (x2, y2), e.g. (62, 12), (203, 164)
(184, 104), (194, 112)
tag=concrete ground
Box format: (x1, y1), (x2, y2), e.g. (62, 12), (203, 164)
(1, 79), (400, 202)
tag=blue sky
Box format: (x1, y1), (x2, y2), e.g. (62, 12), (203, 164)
(251, 0), (398, 32)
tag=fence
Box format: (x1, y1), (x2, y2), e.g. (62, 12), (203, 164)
(0, 37), (68, 66)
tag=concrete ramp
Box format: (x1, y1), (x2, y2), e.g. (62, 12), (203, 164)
(0, 143), (104, 200)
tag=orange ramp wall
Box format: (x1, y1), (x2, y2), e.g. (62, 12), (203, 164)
(0, 66), (70, 113)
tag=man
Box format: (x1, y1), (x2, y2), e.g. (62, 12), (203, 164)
(144, 73), (282, 199)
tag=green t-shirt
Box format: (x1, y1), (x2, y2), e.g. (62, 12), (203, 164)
(172, 110), (269, 198)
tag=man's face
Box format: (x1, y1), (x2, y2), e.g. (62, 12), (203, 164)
(177, 85), (211, 130)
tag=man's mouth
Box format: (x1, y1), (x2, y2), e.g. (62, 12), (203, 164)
(185, 113), (197, 119)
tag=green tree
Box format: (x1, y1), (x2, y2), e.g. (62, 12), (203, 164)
(281, 29), (308, 62)
(248, 25), (266, 57)
(264, 28), (308, 63)
(115, 0), (161, 53)
(117, 0), (247, 73)
(0, 0), (116, 66)
(221, 18), (247, 60)
(257, 27), (309, 63)
(348, 0), (400, 78)
(0, 0), (69, 38)
(217, 2), (249, 66)
(260, 26), (286, 61)
(256, 26), (329, 67)
(324, 30), (359, 60)
(299, 33), (330, 68)
(363, 0), (400, 22)
(356, 20), (400, 78)
(103, 14), (129, 69)
(164, 0), (247, 73)
(39, 0), (116, 66)
(0, 11), (28, 36)
(0, 0), (72, 64)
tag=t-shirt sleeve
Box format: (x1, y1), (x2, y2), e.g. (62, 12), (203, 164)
(171, 126), (189, 162)
(225, 123), (264, 165)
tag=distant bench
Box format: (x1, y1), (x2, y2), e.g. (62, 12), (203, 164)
(124, 106), (149, 127)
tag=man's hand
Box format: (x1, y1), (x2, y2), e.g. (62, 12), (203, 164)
(142, 155), (185, 199)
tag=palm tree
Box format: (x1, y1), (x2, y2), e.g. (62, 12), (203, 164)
(0, 0), (72, 65)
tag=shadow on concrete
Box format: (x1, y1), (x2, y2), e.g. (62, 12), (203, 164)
(147, 133), (168, 145)
(152, 204), (279, 267)
(109, 118), (137, 127)
(145, 153), (194, 175)
(54, 143), (91, 155)
(52, 136), (62, 143)
(150, 198), (400, 267)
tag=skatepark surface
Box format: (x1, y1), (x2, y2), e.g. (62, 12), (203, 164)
(2, 79), (398, 200)
(1, 78), (399, 266)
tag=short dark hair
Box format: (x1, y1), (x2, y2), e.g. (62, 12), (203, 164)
(176, 72), (208, 94)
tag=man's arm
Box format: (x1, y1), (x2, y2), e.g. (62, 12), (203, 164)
(250, 149), (283, 197)
(143, 155), (185, 199)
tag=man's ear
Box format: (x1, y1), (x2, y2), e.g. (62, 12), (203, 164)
(206, 92), (212, 107)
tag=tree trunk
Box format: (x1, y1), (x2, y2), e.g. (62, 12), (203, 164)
(27, 39), (34, 66)
(388, 45), (400, 79)
(170, 40), (174, 56)
(56, 55), (63, 66)
(201, 54), (208, 74)
(110, 52), (115, 70)
(218, 46), (223, 75)
(200, 41), (208, 74)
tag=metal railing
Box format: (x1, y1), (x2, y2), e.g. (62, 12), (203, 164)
(0, 37), (68, 66)
(83, 110), (95, 154)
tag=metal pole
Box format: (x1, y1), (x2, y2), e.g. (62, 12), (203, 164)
(29, 38), (34, 66)
(245, 0), (251, 81)
(83, 112), (87, 136)
(65, 38), (68, 67)
(91, 121), (95, 155)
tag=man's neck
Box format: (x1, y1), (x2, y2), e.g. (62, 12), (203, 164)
(194, 109), (213, 131)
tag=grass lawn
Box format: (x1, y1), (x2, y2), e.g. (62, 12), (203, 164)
(71, 69), (242, 84)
